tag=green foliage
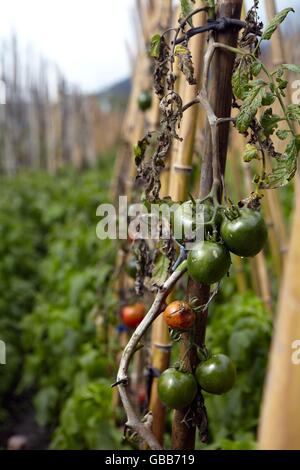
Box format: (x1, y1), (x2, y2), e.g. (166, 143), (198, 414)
(151, 253), (170, 288)
(266, 137), (300, 188)
(203, 293), (272, 449)
(261, 8), (294, 41)
(242, 144), (259, 163)
(232, 65), (250, 100)
(260, 108), (282, 138)
(236, 80), (268, 133)
(51, 380), (122, 450)
(231, 5), (300, 191)
(150, 34), (162, 59)
(180, 0), (194, 26)
(0, 153), (120, 449)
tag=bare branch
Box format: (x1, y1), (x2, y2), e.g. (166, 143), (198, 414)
(116, 266), (187, 450)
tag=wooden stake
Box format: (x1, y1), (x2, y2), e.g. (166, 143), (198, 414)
(258, 177), (300, 449)
(172, 0), (243, 450)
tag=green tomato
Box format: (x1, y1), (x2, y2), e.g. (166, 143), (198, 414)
(172, 200), (214, 242)
(220, 207), (267, 257)
(125, 258), (137, 279)
(138, 90), (152, 112)
(157, 368), (198, 409)
(187, 241), (231, 285)
(195, 354), (236, 395)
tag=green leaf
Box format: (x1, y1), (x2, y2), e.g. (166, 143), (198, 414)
(205, 0), (215, 17)
(151, 253), (170, 288)
(242, 144), (259, 163)
(264, 138), (299, 189)
(260, 108), (281, 137)
(276, 77), (288, 90)
(261, 92), (275, 106)
(180, 0), (194, 26)
(262, 8), (295, 41)
(232, 65), (250, 100)
(250, 61), (262, 77)
(150, 34), (161, 59)
(282, 64), (300, 74)
(287, 104), (300, 122)
(276, 130), (289, 141)
(236, 81), (267, 133)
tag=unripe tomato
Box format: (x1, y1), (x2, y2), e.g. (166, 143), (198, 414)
(138, 90), (152, 112)
(163, 300), (195, 330)
(221, 207), (267, 257)
(158, 368), (197, 409)
(121, 303), (145, 328)
(125, 258), (137, 279)
(187, 241), (231, 285)
(172, 200), (214, 242)
(195, 354), (236, 395)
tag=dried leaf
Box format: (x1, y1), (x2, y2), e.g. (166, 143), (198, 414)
(174, 45), (197, 86)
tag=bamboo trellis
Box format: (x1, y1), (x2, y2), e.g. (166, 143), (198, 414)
(0, 36), (120, 175)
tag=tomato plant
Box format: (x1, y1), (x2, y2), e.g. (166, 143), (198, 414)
(121, 303), (146, 328)
(187, 241), (231, 285)
(196, 354), (236, 395)
(221, 207), (267, 257)
(115, 0), (300, 452)
(157, 368), (197, 409)
(163, 300), (195, 331)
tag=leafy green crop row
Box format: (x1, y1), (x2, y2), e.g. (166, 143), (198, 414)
(0, 155), (124, 449)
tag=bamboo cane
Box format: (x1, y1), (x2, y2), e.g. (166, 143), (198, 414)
(263, 0), (289, 271)
(258, 176), (300, 449)
(227, 143), (248, 293)
(147, 0), (175, 446)
(172, 0), (243, 450)
(244, 164), (272, 310)
(112, 2), (152, 415)
(257, 0), (300, 449)
(118, 0), (173, 429)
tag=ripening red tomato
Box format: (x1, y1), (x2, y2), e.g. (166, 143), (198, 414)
(163, 300), (195, 330)
(121, 303), (146, 328)
(138, 388), (147, 405)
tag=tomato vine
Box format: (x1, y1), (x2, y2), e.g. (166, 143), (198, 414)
(116, 0), (300, 450)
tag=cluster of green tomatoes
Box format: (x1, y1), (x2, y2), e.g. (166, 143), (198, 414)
(173, 196), (268, 285)
(156, 196), (268, 410)
(158, 353), (236, 410)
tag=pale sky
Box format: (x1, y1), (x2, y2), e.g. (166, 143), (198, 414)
(0, 0), (297, 93)
(0, 0), (136, 92)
